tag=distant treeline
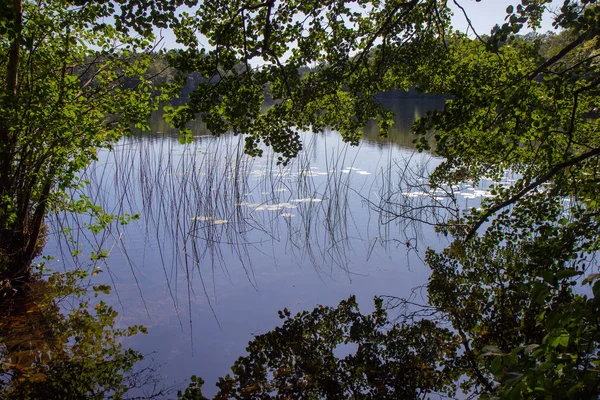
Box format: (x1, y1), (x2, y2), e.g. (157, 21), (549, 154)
(116, 29), (582, 105)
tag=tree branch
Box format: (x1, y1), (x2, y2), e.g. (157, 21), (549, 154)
(465, 146), (600, 241)
(526, 31), (589, 80)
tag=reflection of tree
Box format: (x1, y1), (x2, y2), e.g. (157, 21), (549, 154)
(179, 296), (461, 400)
(1, 279), (63, 385)
(362, 96), (447, 150)
(0, 271), (169, 399)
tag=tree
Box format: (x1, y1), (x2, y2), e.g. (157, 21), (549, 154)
(172, 0), (600, 397)
(0, 0), (189, 283)
(165, 0), (451, 159)
(410, 3), (600, 394)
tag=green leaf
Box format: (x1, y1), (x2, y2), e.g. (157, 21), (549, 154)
(567, 382), (586, 399)
(491, 356), (503, 374)
(532, 282), (550, 305)
(548, 330), (570, 349)
(593, 281), (600, 299)
(556, 269), (582, 280)
(481, 345), (505, 357)
(523, 344), (539, 354)
(539, 361), (553, 371)
(178, 129), (194, 144)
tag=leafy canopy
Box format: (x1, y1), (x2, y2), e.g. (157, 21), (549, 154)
(166, 0), (452, 160)
(0, 0), (186, 276)
(172, 0), (600, 398)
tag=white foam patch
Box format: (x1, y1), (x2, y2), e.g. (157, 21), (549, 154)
(402, 192), (428, 197)
(300, 170), (329, 177)
(473, 190), (494, 198)
(239, 202), (297, 211)
(192, 216), (213, 221)
(290, 198), (323, 203)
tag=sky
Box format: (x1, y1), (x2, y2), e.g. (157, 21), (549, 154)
(450, 0), (560, 34)
(156, 0), (562, 51)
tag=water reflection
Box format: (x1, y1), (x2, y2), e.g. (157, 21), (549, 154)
(36, 97), (452, 396)
(364, 95), (447, 149)
(148, 94), (448, 151)
(0, 272), (168, 398)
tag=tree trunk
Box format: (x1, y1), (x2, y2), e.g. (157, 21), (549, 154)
(0, 0), (27, 282)
(1, 0), (22, 181)
(6, 0), (22, 97)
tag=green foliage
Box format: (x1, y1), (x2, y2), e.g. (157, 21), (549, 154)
(178, 375), (209, 400)
(414, 3), (600, 397)
(0, 271), (151, 399)
(3, 0), (600, 398)
(167, 0), (451, 162)
(0, 0), (179, 278)
(173, 1), (600, 398)
(427, 190), (600, 396)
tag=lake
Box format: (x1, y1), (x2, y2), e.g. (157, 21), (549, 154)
(40, 96), (492, 396)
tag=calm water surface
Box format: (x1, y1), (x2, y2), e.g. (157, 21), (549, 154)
(43, 97), (466, 395)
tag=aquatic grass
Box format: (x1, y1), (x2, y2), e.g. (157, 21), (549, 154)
(45, 126), (420, 327)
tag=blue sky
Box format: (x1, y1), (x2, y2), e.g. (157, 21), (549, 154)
(156, 0), (561, 50)
(450, 0), (560, 34)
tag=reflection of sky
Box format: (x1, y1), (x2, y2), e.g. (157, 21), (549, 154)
(41, 90), (566, 395)
(42, 101), (453, 396)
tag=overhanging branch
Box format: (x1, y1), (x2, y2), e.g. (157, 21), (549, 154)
(465, 146), (600, 241)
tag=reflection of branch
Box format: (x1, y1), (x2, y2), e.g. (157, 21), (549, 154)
(381, 288), (443, 323)
(466, 146), (600, 241)
(383, 287), (494, 392)
(449, 308), (494, 393)
(361, 156), (460, 246)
